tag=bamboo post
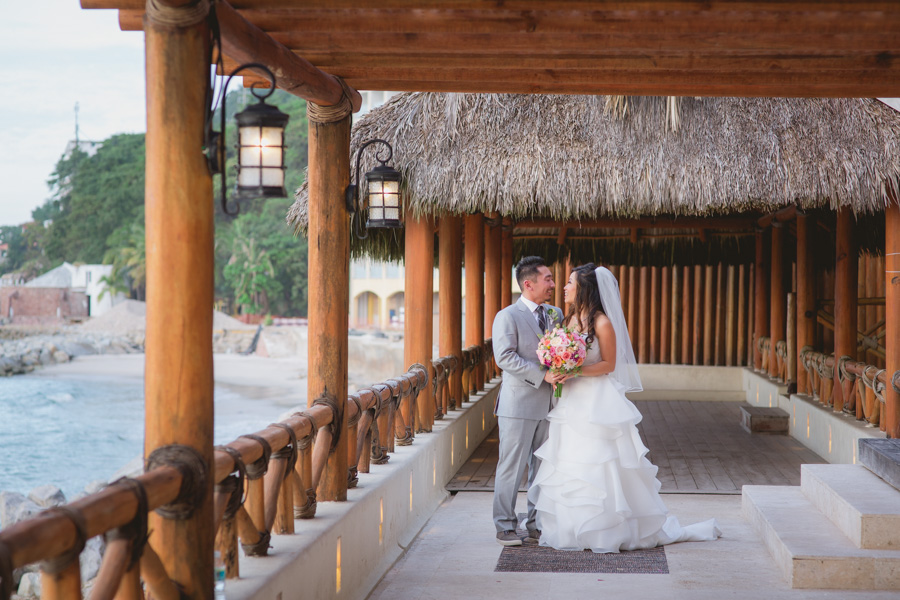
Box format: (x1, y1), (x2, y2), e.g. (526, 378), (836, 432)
(754, 230), (770, 371)
(649, 266), (660, 363)
(307, 100), (351, 500)
(628, 266), (638, 346)
(703, 265), (714, 366)
(747, 264), (755, 366)
(715, 262), (726, 366)
(796, 213), (816, 394)
(42, 561), (82, 600)
(144, 7), (214, 596)
(671, 266), (681, 365)
(660, 266), (670, 364)
(406, 213), (436, 432)
(770, 224), (786, 379)
(834, 208), (858, 412)
(114, 565), (143, 600)
(439, 216), (463, 409)
(639, 266), (650, 363)
(484, 213), (502, 377)
(680, 266), (691, 364)
(725, 265), (736, 366)
(885, 201), (900, 437)
(465, 215), (485, 390)
(737, 264), (747, 367)
(501, 219), (513, 309)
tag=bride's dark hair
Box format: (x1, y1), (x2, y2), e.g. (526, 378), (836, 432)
(564, 263), (606, 347)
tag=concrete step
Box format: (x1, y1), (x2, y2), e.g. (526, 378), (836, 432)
(859, 439), (900, 491)
(739, 403), (789, 434)
(742, 485), (900, 590)
(801, 464), (900, 550)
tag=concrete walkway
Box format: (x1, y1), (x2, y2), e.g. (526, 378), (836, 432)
(368, 490), (898, 600)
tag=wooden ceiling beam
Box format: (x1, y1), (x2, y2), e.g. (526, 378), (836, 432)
(215, 1), (361, 110)
(514, 217), (759, 231)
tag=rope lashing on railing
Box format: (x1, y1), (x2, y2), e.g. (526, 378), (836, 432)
(269, 423), (299, 477)
(240, 529), (272, 558)
(38, 505), (88, 574)
(145, 0), (209, 28)
(408, 362), (429, 434)
(386, 377), (412, 446)
(893, 370), (900, 396)
(289, 411), (319, 520)
(312, 391), (342, 451)
(365, 384), (391, 464)
(146, 444), (208, 521)
(346, 395), (365, 488)
(215, 445), (248, 520)
(815, 354), (834, 380)
(0, 541), (12, 600)
(837, 355), (857, 383)
(104, 477), (150, 570)
(238, 434), (272, 480)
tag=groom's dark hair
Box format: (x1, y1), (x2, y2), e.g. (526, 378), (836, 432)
(515, 256), (547, 290)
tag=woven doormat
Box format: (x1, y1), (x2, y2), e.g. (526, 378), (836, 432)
(495, 544), (669, 574)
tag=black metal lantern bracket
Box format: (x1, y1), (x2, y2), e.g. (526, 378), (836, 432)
(345, 139), (401, 239)
(205, 62), (288, 216)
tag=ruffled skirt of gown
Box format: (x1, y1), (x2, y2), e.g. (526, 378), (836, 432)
(527, 374), (721, 553)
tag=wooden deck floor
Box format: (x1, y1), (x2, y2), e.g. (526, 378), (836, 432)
(447, 400), (825, 494)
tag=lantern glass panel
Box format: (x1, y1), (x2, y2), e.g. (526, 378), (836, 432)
(384, 207), (400, 221)
(383, 191), (400, 208)
(262, 167), (284, 187)
(369, 207), (385, 221)
(238, 168), (260, 187)
(383, 180), (399, 195)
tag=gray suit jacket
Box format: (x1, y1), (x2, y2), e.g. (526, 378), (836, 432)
(491, 299), (562, 420)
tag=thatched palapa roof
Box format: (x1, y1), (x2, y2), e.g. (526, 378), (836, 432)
(287, 94), (899, 263)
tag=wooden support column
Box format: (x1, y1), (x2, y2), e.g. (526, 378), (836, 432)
(693, 265), (703, 366)
(796, 213), (816, 394)
(501, 218), (513, 309)
(484, 214), (502, 379)
(628, 266), (639, 346)
(307, 107), (351, 499)
(144, 9), (214, 597)
(639, 266), (650, 363)
(465, 215), (485, 390)
(770, 224), (786, 379)
(754, 230), (770, 371)
(554, 261), (565, 310)
(737, 264), (747, 367)
(886, 201), (900, 437)
(670, 266), (680, 365)
(715, 262), (726, 366)
(439, 216), (463, 409)
(406, 213), (436, 431)
(681, 266), (692, 364)
(834, 208), (858, 413)
(725, 265), (736, 366)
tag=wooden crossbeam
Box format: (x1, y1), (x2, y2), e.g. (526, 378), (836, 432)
(514, 217), (759, 231)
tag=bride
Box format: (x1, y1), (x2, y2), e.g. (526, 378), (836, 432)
(527, 264), (721, 553)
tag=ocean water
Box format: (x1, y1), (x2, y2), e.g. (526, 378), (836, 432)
(0, 376), (276, 500)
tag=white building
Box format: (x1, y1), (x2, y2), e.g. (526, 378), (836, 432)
(26, 262), (126, 317)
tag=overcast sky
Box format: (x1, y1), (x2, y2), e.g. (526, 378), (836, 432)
(0, 1), (146, 227)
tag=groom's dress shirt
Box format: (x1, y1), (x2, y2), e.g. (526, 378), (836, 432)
(519, 296), (546, 331)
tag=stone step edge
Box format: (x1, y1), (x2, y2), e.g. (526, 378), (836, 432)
(801, 464), (900, 550)
(742, 485), (900, 590)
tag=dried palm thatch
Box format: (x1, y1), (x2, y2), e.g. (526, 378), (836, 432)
(287, 94), (899, 262)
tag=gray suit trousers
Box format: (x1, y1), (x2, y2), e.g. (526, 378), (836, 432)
(492, 415), (549, 533)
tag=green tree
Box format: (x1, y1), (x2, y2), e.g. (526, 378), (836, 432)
(103, 219), (147, 300)
(221, 219), (280, 314)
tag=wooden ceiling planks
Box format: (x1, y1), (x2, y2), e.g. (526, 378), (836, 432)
(89, 0), (900, 97)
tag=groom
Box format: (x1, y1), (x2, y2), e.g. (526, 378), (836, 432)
(491, 256), (564, 546)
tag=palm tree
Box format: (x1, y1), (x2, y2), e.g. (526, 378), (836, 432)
(223, 220), (276, 315)
(102, 221), (146, 300)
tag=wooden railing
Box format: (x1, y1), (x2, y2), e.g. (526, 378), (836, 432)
(0, 341), (498, 600)
(799, 350), (897, 427)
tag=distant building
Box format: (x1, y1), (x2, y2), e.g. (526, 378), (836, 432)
(0, 287), (88, 325)
(25, 262), (125, 317)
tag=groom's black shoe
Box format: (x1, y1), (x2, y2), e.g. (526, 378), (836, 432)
(497, 530), (522, 546)
(523, 529), (541, 545)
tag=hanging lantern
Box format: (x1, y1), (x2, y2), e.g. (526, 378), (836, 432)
(346, 138), (404, 238)
(235, 99), (290, 199)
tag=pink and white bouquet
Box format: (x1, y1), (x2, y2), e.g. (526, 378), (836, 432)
(536, 325), (587, 397)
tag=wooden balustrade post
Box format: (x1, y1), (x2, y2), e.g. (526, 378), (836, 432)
(406, 213), (436, 432)
(754, 230), (770, 371)
(307, 100), (351, 501)
(144, 8), (214, 597)
(501, 218), (513, 309)
(770, 224), (786, 379)
(834, 208), (858, 413)
(439, 215), (463, 409)
(465, 215), (485, 390)
(485, 213), (502, 379)
(659, 266), (670, 364)
(796, 213), (816, 394)
(42, 562), (82, 600)
(884, 202), (899, 437)
(639, 266), (650, 363)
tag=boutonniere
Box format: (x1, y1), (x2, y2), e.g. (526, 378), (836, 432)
(546, 306), (560, 323)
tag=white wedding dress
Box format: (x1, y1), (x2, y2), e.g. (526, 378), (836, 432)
(528, 337), (721, 553)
